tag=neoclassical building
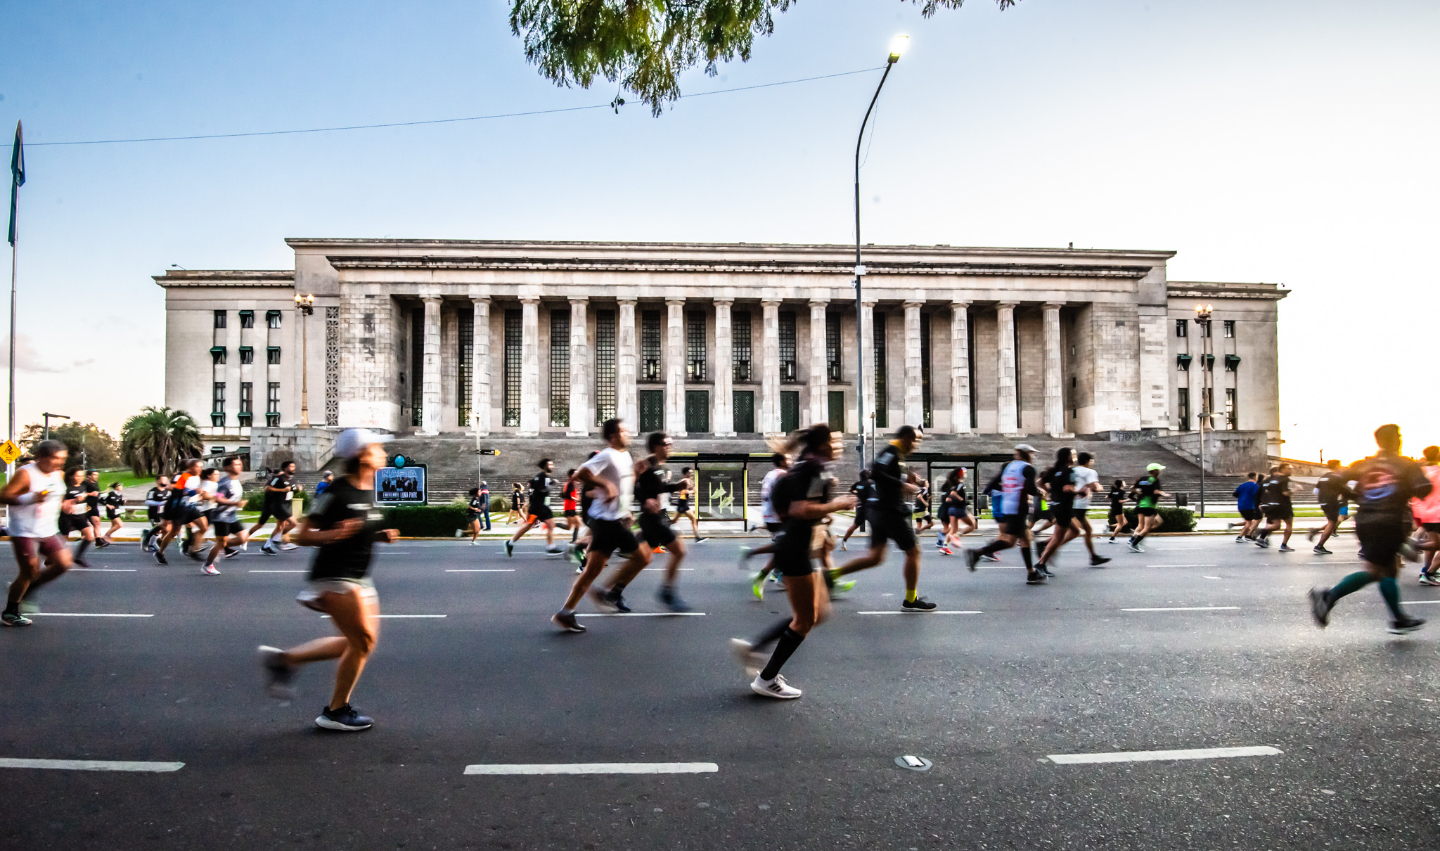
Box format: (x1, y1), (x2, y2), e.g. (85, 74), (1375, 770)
(158, 238), (1286, 457)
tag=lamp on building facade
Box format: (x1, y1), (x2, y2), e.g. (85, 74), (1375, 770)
(295, 293), (315, 427)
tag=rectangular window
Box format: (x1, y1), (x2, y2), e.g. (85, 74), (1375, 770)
(458, 308), (473, 428)
(239, 310), (254, 329)
(826, 313), (842, 382)
(1177, 387), (1190, 432)
(410, 308), (424, 427)
(967, 310), (977, 430)
(920, 314), (932, 429)
(503, 309), (523, 428)
(733, 390), (755, 433)
(213, 310), (227, 329)
(686, 311), (706, 381)
(1175, 319), (1187, 338)
(1223, 320), (1235, 338)
(732, 310), (752, 382)
(641, 310), (662, 382)
(238, 382), (253, 427)
(210, 346), (226, 365)
(1225, 388), (1238, 430)
(685, 390), (709, 433)
(211, 382), (226, 427)
(873, 312), (887, 429)
(550, 308), (571, 428)
(266, 310), (282, 329)
(595, 310), (616, 425)
(239, 346), (253, 365)
(828, 390), (846, 432)
(780, 390), (800, 433)
(639, 389), (664, 432)
(266, 382), (280, 427)
(266, 346), (281, 365)
(779, 311), (797, 383)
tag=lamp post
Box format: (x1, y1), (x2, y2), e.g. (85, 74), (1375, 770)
(853, 34), (908, 468)
(1193, 303), (1213, 518)
(41, 411), (68, 441)
(294, 294), (315, 427)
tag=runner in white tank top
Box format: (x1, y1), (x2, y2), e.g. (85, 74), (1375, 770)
(0, 440), (74, 626)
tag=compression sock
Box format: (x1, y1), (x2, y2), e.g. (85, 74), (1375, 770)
(1326, 571), (1375, 604)
(759, 628), (805, 681)
(751, 617), (792, 651)
(1020, 546), (1034, 571)
(977, 539), (1010, 556)
(1378, 576), (1406, 620)
(75, 540), (90, 560)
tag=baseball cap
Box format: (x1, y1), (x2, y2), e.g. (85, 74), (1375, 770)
(333, 428), (391, 459)
(1014, 443), (1037, 454)
(1147, 463), (1166, 472)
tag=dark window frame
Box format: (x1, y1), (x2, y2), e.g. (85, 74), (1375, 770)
(210, 346), (226, 365)
(873, 311), (887, 429)
(732, 310), (752, 382)
(458, 308), (474, 428)
(239, 346), (253, 365)
(503, 309), (523, 428)
(239, 310), (255, 329)
(550, 308), (571, 428)
(825, 312), (842, 382)
(686, 311), (706, 382)
(778, 311), (797, 383)
(1223, 319), (1235, 338)
(1175, 319), (1187, 338)
(641, 310), (662, 383)
(213, 310), (227, 329)
(266, 346), (281, 365)
(595, 310), (617, 425)
(266, 310), (282, 329)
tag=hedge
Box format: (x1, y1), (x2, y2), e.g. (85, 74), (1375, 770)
(381, 505), (471, 537)
(1112, 507), (1195, 533)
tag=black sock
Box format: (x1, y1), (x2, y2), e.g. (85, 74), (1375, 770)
(978, 539), (1009, 556)
(752, 617), (792, 651)
(1021, 546), (1034, 570)
(759, 628), (805, 681)
(75, 540), (90, 559)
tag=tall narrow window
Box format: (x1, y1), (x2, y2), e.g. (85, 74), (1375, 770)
(239, 310), (254, 329)
(457, 308), (474, 428)
(238, 382), (253, 427)
(825, 312), (842, 381)
(595, 310), (616, 425)
(967, 309), (977, 430)
(873, 312), (887, 429)
(1177, 387), (1190, 432)
(920, 314), (932, 429)
(641, 310), (662, 382)
(503, 309), (523, 427)
(550, 308), (571, 428)
(213, 310), (227, 329)
(266, 382), (280, 427)
(410, 308), (424, 427)
(732, 311), (752, 382)
(1223, 320), (1235, 338)
(779, 311), (797, 383)
(266, 346), (281, 365)
(239, 346), (253, 365)
(1225, 388), (1238, 430)
(211, 382), (226, 428)
(266, 310), (282, 329)
(686, 311), (706, 381)
(1175, 319), (1187, 338)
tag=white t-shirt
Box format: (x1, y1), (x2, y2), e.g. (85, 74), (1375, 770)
(760, 467), (787, 525)
(581, 446), (635, 521)
(1071, 465), (1099, 509)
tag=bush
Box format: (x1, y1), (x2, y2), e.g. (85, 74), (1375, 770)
(1116, 507), (1195, 533)
(491, 496), (508, 514)
(382, 505), (470, 537)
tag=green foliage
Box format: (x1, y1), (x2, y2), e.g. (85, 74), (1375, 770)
(510, 0), (1018, 114)
(119, 406), (204, 476)
(18, 421), (119, 469)
(491, 496), (509, 514)
(382, 505), (471, 537)
(1117, 507), (1196, 533)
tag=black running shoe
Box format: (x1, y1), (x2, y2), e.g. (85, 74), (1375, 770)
(185, 547), (205, 562)
(73, 556), (90, 568)
(901, 596), (938, 612)
(552, 611), (587, 633)
(1090, 555), (1111, 567)
(658, 587), (691, 613)
(1026, 572), (1047, 585)
(1388, 616), (1426, 635)
(589, 587), (621, 613)
(153, 549), (168, 565)
(94, 539), (110, 549)
(1313, 546), (1332, 555)
(1036, 565), (1055, 578)
(1308, 587), (1331, 628)
(607, 589), (632, 614)
(963, 549), (981, 571)
(315, 703), (373, 732)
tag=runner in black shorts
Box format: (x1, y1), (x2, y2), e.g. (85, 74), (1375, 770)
(966, 444), (1046, 584)
(1310, 424), (1431, 635)
(142, 475), (168, 551)
(82, 470), (105, 548)
(1035, 448), (1077, 575)
(60, 469), (95, 567)
(465, 487), (487, 545)
(839, 470), (873, 551)
(203, 456), (249, 575)
(249, 460), (298, 554)
(631, 432), (689, 612)
(1307, 460), (1354, 555)
(1255, 464), (1295, 552)
(672, 467), (702, 541)
(99, 481), (125, 546)
(566, 453), (599, 570)
(1126, 465), (1167, 553)
(1106, 480), (1132, 543)
(506, 459), (562, 557)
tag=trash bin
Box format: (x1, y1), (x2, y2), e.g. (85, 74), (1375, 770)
(1175, 493), (1189, 507)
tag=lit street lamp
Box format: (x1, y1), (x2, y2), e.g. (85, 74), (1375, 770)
(853, 34), (908, 468)
(294, 293), (315, 427)
(1194, 303), (1213, 517)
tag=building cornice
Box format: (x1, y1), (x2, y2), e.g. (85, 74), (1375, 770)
(154, 270), (294, 289)
(1167, 281), (1289, 301)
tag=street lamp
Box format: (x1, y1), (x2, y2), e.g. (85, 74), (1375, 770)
(294, 293), (315, 427)
(853, 34), (908, 468)
(41, 411), (69, 441)
(1193, 303), (1213, 518)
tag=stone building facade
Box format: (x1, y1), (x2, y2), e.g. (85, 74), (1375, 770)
(157, 238), (1287, 458)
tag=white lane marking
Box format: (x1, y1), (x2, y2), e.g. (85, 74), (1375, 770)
(464, 762), (717, 775)
(1122, 606), (1240, 613)
(249, 570), (306, 573)
(69, 568), (137, 572)
(29, 613), (154, 618)
(976, 565), (1024, 570)
(1047, 746), (1281, 765)
(1203, 576), (1222, 580)
(642, 568), (695, 571)
(1145, 564), (1217, 568)
(857, 610), (984, 615)
(1405, 600), (1440, 605)
(0, 758), (184, 772)
(446, 569), (516, 573)
(575, 612), (706, 617)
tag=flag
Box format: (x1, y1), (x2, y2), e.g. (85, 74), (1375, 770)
(8, 121), (22, 247)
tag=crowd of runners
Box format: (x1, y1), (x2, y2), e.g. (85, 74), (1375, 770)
(1, 419), (1436, 731)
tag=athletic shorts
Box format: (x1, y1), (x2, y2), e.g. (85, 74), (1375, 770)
(212, 520), (243, 537)
(869, 511), (918, 552)
(852, 508), (868, 531)
(60, 514), (90, 535)
(528, 503), (554, 524)
(105, 508), (121, 521)
(1267, 504), (1294, 521)
(766, 521), (783, 537)
(638, 512), (677, 549)
(1422, 522), (1440, 533)
(1050, 506), (1076, 526)
(587, 518), (639, 558)
(563, 509), (577, 518)
(466, 510), (481, 522)
(256, 503), (293, 525)
(11, 534), (66, 562)
(297, 576), (376, 612)
(675, 500), (690, 514)
(1356, 519), (1409, 572)
(86, 509), (100, 522)
(773, 535), (817, 577)
(511, 500), (522, 512)
(1137, 506), (1158, 518)
(1239, 508), (1261, 521)
(1108, 508), (1124, 524)
(1322, 504), (1341, 524)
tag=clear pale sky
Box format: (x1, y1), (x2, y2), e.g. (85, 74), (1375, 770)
(2, 0), (1435, 462)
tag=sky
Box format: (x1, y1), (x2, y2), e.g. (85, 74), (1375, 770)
(1, 0), (1436, 462)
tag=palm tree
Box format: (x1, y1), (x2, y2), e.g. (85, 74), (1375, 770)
(120, 406), (203, 476)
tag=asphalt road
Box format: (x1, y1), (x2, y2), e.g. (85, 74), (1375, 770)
(1, 529), (1438, 850)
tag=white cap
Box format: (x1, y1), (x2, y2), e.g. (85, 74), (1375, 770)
(333, 428), (391, 459)
(1015, 443), (1037, 454)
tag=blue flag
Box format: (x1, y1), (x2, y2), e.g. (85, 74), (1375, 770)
(8, 121), (22, 247)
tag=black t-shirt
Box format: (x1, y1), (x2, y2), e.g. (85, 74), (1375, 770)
(1261, 474), (1291, 508)
(1108, 487), (1127, 512)
(1315, 472), (1351, 507)
(1044, 468), (1075, 511)
(307, 478), (385, 582)
(468, 495), (486, 513)
(1346, 452), (1432, 525)
(265, 472), (293, 508)
(64, 484), (88, 514)
(1134, 475), (1161, 509)
(634, 459), (679, 517)
(529, 473), (555, 508)
(103, 490), (124, 510)
(945, 483), (967, 509)
(82, 481), (100, 511)
(870, 443), (908, 516)
(772, 458), (830, 555)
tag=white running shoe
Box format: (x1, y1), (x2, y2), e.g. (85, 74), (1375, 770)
(203, 563), (220, 576)
(750, 674), (801, 700)
(278, 543), (299, 551)
(1128, 542), (1145, 553)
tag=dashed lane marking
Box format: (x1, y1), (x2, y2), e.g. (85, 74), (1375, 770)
(1047, 746), (1281, 765)
(857, 610), (984, 615)
(464, 762), (718, 775)
(1121, 606), (1240, 613)
(0, 758), (184, 772)
(575, 612), (706, 617)
(1144, 564), (1217, 568)
(446, 569), (517, 572)
(29, 613), (154, 618)
(249, 570), (306, 573)
(69, 568), (136, 572)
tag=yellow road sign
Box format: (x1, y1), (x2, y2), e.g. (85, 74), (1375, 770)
(0, 440), (21, 465)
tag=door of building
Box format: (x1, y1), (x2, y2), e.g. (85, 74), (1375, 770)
(640, 390), (664, 433)
(828, 390), (846, 432)
(733, 390), (755, 434)
(685, 390), (709, 433)
(780, 391), (800, 433)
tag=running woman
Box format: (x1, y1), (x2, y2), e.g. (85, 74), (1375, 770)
(829, 425), (937, 611)
(60, 468), (96, 567)
(465, 487), (487, 545)
(1126, 464), (1168, 553)
(672, 467), (703, 541)
(934, 469), (960, 553)
(82, 470), (105, 547)
(505, 458), (562, 557)
(142, 475), (168, 551)
(203, 456), (249, 575)
(99, 481), (125, 546)
(838, 470), (874, 551)
(551, 418), (652, 632)
(1410, 446), (1440, 585)
(1230, 473), (1262, 542)
(258, 429), (399, 731)
(188, 467), (221, 561)
(740, 452), (789, 600)
(1106, 480), (1132, 544)
(729, 424), (855, 699)
(1309, 424), (1432, 635)
(1308, 460), (1355, 555)
(1255, 464), (1295, 552)
(632, 432), (690, 612)
(943, 468), (978, 545)
(506, 483), (525, 525)
(966, 445), (1044, 583)
(154, 458), (205, 564)
(913, 479), (933, 533)
(1034, 448), (1078, 575)
(0, 441), (71, 625)
(249, 460), (299, 555)
(560, 472), (580, 541)
(1040, 451), (1110, 568)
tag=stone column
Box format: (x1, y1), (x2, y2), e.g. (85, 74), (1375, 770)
(712, 299), (735, 436)
(1043, 302), (1069, 437)
(567, 297), (590, 436)
(517, 297), (540, 437)
(471, 297), (491, 437)
(860, 301), (876, 438)
(995, 303), (1019, 435)
(617, 298), (638, 426)
(949, 300), (970, 434)
(903, 300), (924, 428)
(665, 299), (686, 436)
(419, 296), (442, 435)
(761, 300), (781, 434)
(808, 299), (828, 425)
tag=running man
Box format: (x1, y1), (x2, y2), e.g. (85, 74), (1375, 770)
(633, 432), (690, 612)
(1126, 464), (1168, 553)
(730, 424), (855, 699)
(505, 458), (563, 557)
(142, 475), (168, 551)
(0, 441), (71, 625)
(838, 470), (874, 551)
(477, 481), (492, 531)
(82, 470), (104, 548)
(249, 460), (300, 555)
(829, 425), (937, 611)
(551, 419), (652, 632)
(740, 452), (789, 600)
(1309, 424), (1431, 635)
(560, 472), (580, 541)
(1255, 464), (1295, 552)
(154, 458), (205, 564)
(203, 456), (249, 575)
(99, 481), (125, 546)
(1039, 451), (1110, 569)
(314, 471), (334, 495)
(258, 429), (399, 731)
(1308, 460), (1355, 555)
(60, 468), (96, 567)
(1106, 479), (1132, 544)
(1230, 472), (1262, 542)
(965, 445), (1044, 583)
(672, 467), (703, 541)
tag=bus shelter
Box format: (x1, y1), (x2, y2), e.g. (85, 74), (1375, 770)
(906, 452), (1015, 514)
(666, 452), (776, 529)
